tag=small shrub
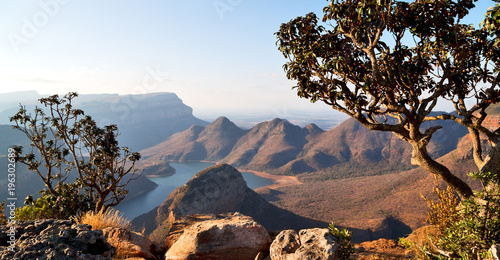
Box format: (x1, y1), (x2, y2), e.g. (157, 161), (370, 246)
(399, 226), (441, 260)
(77, 208), (131, 231)
(328, 223), (354, 259)
(416, 173), (500, 259)
(422, 177), (461, 236)
(15, 194), (59, 220)
(15, 183), (95, 221)
(77, 208), (135, 260)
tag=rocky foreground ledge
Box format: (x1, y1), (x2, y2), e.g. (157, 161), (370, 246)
(3, 217), (499, 259)
(0, 214), (341, 260)
(0, 219), (114, 259)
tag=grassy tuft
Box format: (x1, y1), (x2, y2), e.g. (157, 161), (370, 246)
(77, 208), (131, 231)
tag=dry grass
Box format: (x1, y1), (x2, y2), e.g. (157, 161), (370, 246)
(353, 238), (414, 259)
(77, 208), (131, 231)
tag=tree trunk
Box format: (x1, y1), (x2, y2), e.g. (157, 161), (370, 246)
(480, 141), (500, 193)
(410, 141), (474, 199)
(95, 198), (105, 213)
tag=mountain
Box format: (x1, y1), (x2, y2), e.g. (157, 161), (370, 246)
(140, 116), (246, 162)
(0, 125), (158, 206)
(0, 91), (208, 151)
(140, 114), (468, 178)
(267, 133), (483, 239)
(139, 118), (324, 175)
(132, 164), (325, 238)
(261, 106), (500, 239)
(221, 118), (318, 170)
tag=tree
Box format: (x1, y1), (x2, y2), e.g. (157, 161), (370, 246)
(10, 92), (141, 214)
(276, 0), (499, 199)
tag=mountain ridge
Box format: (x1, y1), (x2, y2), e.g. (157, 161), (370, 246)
(0, 91), (208, 151)
(140, 114), (468, 178)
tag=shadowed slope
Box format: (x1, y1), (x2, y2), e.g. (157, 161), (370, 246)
(132, 164), (327, 236)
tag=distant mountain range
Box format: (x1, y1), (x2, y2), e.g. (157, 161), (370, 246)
(135, 108), (497, 237)
(139, 114), (469, 178)
(4, 90), (499, 240)
(0, 91), (207, 151)
(0, 91), (208, 205)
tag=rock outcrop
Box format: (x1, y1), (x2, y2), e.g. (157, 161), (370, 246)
(160, 164), (248, 221)
(132, 164), (326, 235)
(103, 227), (166, 260)
(270, 228), (339, 260)
(0, 219), (114, 259)
(164, 214), (218, 248)
(165, 212), (271, 260)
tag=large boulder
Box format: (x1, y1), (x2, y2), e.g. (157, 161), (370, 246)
(165, 212), (272, 260)
(102, 227), (166, 260)
(0, 219), (114, 259)
(270, 228), (338, 260)
(164, 214), (216, 248)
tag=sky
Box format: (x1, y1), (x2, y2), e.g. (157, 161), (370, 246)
(0, 0), (496, 120)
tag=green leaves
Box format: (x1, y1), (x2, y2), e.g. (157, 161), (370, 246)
(10, 92), (142, 216)
(421, 174), (500, 259)
(276, 0), (500, 200)
(328, 223), (354, 260)
(481, 1), (500, 50)
(276, 0), (497, 124)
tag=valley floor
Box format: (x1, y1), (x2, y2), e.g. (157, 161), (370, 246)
(240, 169), (302, 190)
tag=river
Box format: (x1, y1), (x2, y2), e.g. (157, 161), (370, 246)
(114, 162), (274, 219)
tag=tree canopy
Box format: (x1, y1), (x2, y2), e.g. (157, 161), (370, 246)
(10, 92), (141, 216)
(276, 0), (500, 199)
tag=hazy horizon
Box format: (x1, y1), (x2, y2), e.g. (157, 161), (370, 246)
(0, 1), (496, 120)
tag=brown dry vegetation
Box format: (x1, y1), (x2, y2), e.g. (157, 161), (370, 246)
(353, 238), (414, 259)
(77, 208), (132, 231)
(256, 135), (482, 241)
(136, 107), (500, 242)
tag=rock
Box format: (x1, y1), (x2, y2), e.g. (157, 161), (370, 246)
(164, 214), (215, 248)
(134, 163), (327, 236)
(490, 244), (500, 260)
(162, 164), (248, 221)
(103, 227), (166, 260)
(133, 164), (328, 240)
(0, 219), (114, 259)
(165, 212), (271, 260)
(269, 229), (301, 258)
(270, 228), (338, 260)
